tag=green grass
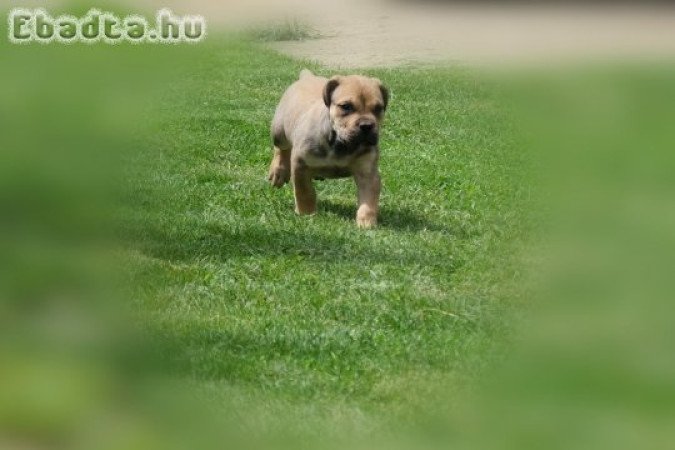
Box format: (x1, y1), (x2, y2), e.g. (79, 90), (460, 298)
(125, 38), (528, 435)
(3, 9), (675, 449)
(248, 19), (319, 42)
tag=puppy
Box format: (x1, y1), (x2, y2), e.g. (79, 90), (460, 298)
(268, 70), (389, 228)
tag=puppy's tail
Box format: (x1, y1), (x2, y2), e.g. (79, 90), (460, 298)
(299, 69), (314, 80)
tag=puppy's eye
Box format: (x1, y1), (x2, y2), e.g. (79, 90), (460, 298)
(339, 103), (354, 113)
(372, 105), (384, 116)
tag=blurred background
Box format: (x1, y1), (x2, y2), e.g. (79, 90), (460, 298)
(1, 1), (674, 449)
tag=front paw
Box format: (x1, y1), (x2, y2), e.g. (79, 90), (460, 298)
(268, 165), (290, 188)
(295, 203), (317, 215)
(356, 207), (378, 229)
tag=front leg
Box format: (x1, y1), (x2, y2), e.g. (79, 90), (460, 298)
(354, 167), (381, 229)
(291, 159), (317, 215)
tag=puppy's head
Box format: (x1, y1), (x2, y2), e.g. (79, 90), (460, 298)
(323, 75), (389, 149)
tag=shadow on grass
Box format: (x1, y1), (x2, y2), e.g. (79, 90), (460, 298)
(129, 215), (460, 271)
(138, 224), (414, 264)
(320, 199), (446, 232)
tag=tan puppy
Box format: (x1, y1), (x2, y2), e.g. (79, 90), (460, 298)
(268, 70), (389, 228)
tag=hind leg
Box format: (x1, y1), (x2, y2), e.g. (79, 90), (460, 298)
(268, 145), (291, 188)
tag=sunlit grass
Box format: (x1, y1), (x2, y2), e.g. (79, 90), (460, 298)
(125, 38), (527, 434)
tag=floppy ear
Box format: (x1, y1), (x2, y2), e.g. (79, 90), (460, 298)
(323, 77), (340, 107)
(379, 82), (390, 111)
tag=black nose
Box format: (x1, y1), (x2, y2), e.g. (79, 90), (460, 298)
(359, 123), (375, 133)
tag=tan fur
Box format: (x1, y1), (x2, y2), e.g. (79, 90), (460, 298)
(268, 70), (389, 228)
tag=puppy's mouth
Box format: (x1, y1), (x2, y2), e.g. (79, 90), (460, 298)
(348, 129), (379, 146)
(331, 129), (379, 155)
(361, 131), (379, 146)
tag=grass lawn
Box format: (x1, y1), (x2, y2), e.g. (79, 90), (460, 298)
(125, 37), (529, 436)
(4, 17), (675, 449)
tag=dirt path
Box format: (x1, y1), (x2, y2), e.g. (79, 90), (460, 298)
(141, 1), (675, 67)
(270, 2), (675, 67)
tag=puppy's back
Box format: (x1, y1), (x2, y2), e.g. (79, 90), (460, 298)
(272, 70), (327, 145)
(283, 70), (326, 108)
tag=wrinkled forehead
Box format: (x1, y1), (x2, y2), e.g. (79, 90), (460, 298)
(334, 77), (382, 106)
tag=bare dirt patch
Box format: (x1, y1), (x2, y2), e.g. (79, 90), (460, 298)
(138, 0), (675, 67)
